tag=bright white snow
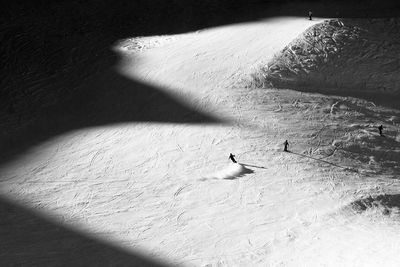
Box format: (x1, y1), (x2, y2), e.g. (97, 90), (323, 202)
(1, 16), (400, 266)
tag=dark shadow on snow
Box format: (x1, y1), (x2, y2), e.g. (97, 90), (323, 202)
(0, 66), (222, 167)
(288, 151), (356, 171)
(241, 163), (268, 169)
(340, 137), (400, 176)
(0, 195), (172, 267)
(350, 194), (400, 215)
(2, 0), (400, 164)
(1, 0), (400, 265)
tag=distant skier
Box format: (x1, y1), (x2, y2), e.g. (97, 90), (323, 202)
(378, 125), (384, 136)
(308, 11), (313, 20)
(283, 140), (289, 152)
(229, 153), (237, 163)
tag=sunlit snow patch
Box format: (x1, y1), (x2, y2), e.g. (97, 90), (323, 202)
(250, 18), (400, 101)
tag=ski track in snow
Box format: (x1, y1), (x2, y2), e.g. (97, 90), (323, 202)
(1, 16), (400, 266)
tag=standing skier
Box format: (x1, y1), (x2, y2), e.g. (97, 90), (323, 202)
(283, 140), (289, 152)
(378, 125), (384, 136)
(229, 153), (237, 163)
(308, 11), (313, 20)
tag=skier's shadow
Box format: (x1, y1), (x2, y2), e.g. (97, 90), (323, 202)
(241, 163), (268, 169)
(288, 151), (356, 171)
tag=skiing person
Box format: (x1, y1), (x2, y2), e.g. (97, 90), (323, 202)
(283, 140), (289, 152)
(308, 11), (313, 20)
(229, 153), (237, 163)
(378, 125), (383, 136)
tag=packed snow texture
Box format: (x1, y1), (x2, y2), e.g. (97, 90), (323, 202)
(251, 19), (400, 97)
(202, 163), (254, 180)
(1, 15), (400, 267)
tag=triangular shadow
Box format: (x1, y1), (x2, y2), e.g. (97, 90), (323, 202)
(0, 195), (172, 266)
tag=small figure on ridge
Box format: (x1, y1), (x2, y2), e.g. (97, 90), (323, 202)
(308, 11), (313, 20)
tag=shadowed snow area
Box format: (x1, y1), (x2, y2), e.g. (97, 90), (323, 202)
(2, 1), (400, 266)
(0, 195), (172, 267)
(350, 194), (400, 215)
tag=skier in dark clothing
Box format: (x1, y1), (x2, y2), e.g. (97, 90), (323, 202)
(283, 140), (289, 152)
(308, 11), (313, 20)
(229, 153), (237, 163)
(378, 125), (384, 136)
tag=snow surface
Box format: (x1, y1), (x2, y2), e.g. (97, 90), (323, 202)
(250, 18), (400, 100)
(1, 16), (400, 266)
